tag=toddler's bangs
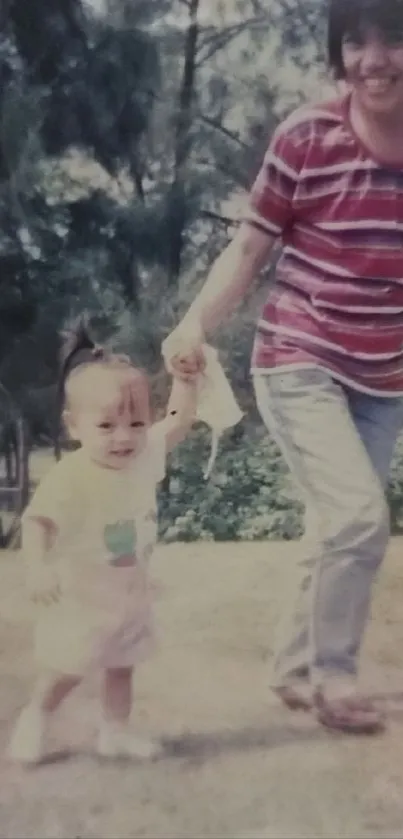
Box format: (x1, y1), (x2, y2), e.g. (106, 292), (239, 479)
(112, 368), (150, 421)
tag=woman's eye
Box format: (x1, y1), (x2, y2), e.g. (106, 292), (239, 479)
(343, 34), (363, 49)
(98, 422), (113, 430)
(387, 32), (403, 47)
(343, 29), (403, 49)
(131, 421), (145, 429)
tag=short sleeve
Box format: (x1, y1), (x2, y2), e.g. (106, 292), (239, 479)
(22, 454), (78, 534)
(243, 123), (303, 237)
(147, 425), (167, 484)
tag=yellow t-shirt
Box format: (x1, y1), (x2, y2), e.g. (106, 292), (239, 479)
(23, 428), (166, 673)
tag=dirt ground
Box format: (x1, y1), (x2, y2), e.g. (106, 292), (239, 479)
(1, 451), (403, 838)
(1, 535), (403, 839)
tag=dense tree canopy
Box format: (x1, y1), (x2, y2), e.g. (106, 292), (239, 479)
(4, 0), (372, 544)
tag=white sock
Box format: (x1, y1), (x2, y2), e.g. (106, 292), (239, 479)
(8, 704), (48, 764)
(98, 717), (161, 759)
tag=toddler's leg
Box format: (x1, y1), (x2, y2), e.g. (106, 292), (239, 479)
(97, 667), (161, 760)
(102, 666), (133, 723)
(8, 673), (81, 765)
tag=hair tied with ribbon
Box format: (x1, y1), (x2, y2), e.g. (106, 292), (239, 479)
(58, 317), (100, 405)
(92, 346), (104, 360)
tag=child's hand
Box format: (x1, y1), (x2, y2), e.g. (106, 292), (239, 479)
(170, 354), (204, 382)
(29, 566), (61, 607)
(170, 365), (200, 383)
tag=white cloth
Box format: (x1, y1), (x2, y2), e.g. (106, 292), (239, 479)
(23, 428), (166, 673)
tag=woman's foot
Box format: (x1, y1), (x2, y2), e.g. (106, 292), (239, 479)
(97, 720), (163, 760)
(272, 682), (313, 711)
(314, 690), (385, 735)
(8, 706), (48, 765)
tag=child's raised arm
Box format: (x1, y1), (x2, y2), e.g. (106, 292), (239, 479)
(154, 376), (197, 452)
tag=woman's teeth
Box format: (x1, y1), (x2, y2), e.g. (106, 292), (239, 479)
(363, 77), (396, 94)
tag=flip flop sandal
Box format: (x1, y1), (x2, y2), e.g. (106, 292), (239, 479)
(273, 684), (313, 711)
(314, 691), (385, 734)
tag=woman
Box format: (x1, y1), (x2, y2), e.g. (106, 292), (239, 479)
(163, 0), (403, 734)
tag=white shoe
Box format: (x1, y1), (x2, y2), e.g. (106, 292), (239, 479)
(8, 706), (48, 765)
(97, 721), (162, 760)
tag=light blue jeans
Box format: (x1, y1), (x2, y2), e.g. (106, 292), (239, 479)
(254, 368), (403, 690)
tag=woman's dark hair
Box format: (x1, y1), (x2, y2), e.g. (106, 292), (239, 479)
(328, 0), (403, 79)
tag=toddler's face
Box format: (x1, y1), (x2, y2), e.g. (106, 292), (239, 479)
(66, 366), (150, 470)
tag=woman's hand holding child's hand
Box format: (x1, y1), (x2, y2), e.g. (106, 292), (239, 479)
(162, 319), (206, 381)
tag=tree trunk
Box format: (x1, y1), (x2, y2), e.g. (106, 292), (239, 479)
(167, 0), (199, 286)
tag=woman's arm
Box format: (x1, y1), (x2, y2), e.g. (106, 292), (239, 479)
(182, 222), (275, 335)
(162, 223), (275, 378)
(164, 116), (303, 373)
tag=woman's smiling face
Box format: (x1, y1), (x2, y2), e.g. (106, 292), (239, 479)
(342, 25), (403, 117)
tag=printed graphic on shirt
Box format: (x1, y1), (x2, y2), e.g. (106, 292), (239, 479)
(104, 520), (137, 567)
(142, 508), (157, 562)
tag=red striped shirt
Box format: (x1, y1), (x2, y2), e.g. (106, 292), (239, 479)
(245, 94), (403, 395)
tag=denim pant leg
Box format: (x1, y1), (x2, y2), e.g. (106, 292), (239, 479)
(254, 369), (403, 688)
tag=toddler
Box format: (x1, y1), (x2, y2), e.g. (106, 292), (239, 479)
(8, 321), (196, 764)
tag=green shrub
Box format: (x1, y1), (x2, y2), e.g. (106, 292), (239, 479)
(388, 433), (403, 533)
(158, 424), (304, 542)
(157, 425), (403, 542)
(24, 420), (403, 543)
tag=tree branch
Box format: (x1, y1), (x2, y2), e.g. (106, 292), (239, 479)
(196, 14), (268, 65)
(212, 160), (250, 190)
(200, 209), (238, 226)
(196, 112), (249, 150)
(132, 167), (145, 201)
(167, 0), (200, 283)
